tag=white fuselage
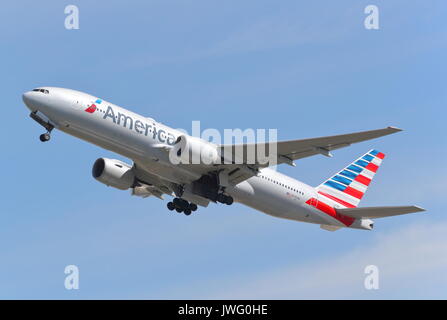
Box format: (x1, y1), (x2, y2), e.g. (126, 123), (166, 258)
(22, 87), (364, 229)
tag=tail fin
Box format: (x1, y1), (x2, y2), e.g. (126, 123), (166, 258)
(316, 149), (385, 208)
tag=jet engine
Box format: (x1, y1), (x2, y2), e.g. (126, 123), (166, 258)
(172, 135), (220, 165)
(92, 158), (135, 190)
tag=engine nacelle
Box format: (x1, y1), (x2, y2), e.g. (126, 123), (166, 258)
(92, 158), (135, 190)
(170, 135), (220, 165)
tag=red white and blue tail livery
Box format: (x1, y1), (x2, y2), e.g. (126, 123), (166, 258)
(317, 149), (385, 208)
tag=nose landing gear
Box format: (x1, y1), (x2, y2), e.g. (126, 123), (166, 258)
(39, 132), (51, 142)
(167, 198), (198, 216)
(30, 111), (54, 143)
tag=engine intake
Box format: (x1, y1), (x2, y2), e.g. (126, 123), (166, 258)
(92, 158), (135, 190)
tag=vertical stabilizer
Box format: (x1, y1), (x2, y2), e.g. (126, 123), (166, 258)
(316, 149), (385, 208)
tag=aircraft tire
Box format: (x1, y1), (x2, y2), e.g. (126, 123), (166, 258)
(167, 202), (175, 211)
(40, 133), (50, 142)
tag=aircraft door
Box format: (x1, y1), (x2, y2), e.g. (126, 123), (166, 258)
(310, 191), (319, 207)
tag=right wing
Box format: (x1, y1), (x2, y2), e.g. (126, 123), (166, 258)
(141, 127), (403, 187)
(220, 126), (402, 167)
(217, 127), (402, 185)
(336, 206), (426, 219)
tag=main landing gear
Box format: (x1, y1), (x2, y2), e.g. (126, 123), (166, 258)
(167, 198), (198, 216)
(167, 194), (234, 216)
(217, 193), (234, 205)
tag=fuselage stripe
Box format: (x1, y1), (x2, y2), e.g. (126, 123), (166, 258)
(306, 197), (355, 226)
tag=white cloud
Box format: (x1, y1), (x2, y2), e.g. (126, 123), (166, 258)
(189, 221), (447, 299)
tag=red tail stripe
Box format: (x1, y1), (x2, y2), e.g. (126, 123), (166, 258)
(376, 152), (385, 159)
(354, 174), (371, 186)
(318, 191), (356, 208)
(365, 162), (379, 173)
(344, 186), (364, 199)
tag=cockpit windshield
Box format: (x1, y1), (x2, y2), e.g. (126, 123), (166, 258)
(32, 88), (49, 94)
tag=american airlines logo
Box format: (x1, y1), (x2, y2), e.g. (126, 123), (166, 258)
(101, 104), (177, 145)
(84, 98), (102, 113)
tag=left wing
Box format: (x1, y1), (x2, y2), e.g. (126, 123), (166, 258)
(131, 161), (175, 199)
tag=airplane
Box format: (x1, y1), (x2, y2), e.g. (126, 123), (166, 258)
(22, 87), (425, 231)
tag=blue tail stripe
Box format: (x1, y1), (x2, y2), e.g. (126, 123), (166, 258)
(339, 169), (358, 179)
(355, 159), (369, 168)
(370, 150), (379, 156)
(347, 164), (363, 173)
(332, 175), (352, 186)
(324, 180), (347, 191)
(362, 154), (374, 162)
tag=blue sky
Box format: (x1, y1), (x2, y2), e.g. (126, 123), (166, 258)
(1, 0), (446, 299)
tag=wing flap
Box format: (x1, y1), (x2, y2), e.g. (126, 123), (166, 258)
(336, 205), (425, 219)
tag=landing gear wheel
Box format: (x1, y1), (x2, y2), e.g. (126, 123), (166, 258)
(39, 133), (50, 142)
(167, 202), (175, 211)
(217, 193), (233, 205)
(170, 198), (198, 214)
(217, 193), (226, 204)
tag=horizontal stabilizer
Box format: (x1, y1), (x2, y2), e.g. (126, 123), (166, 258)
(336, 205), (425, 219)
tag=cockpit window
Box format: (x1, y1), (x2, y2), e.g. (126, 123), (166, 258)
(32, 88), (49, 94)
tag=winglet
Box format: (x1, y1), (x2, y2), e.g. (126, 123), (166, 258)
(387, 126), (403, 132)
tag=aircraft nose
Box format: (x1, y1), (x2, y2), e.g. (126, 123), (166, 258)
(22, 91), (34, 110)
(22, 90), (45, 111)
(22, 91), (31, 103)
